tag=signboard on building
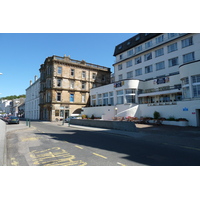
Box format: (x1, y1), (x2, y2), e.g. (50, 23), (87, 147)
(154, 77), (169, 84)
(114, 81), (124, 88)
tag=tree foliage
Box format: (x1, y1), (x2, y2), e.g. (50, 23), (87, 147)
(0, 94), (26, 100)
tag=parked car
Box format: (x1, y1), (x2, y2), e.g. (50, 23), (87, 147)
(65, 116), (81, 122)
(7, 116), (20, 124)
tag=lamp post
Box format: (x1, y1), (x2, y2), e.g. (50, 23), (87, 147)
(115, 107), (118, 116)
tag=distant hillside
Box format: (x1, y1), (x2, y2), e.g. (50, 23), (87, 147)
(0, 94), (26, 100)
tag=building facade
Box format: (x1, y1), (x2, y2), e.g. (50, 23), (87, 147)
(39, 55), (111, 121)
(0, 99), (12, 114)
(82, 33), (200, 126)
(25, 76), (40, 120)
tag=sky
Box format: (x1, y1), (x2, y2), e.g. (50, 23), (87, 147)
(0, 33), (136, 97)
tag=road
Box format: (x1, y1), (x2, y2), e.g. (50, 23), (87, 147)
(6, 121), (200, 166)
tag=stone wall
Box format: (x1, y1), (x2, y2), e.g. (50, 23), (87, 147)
(70, 119), (137, 132)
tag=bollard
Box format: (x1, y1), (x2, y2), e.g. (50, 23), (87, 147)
(26, 119), (28, 126)
(68, 120), (70, 127)
(29, 119), (31, 127)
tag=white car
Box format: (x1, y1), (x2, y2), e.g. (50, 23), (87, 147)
(65, 116), (78, 122)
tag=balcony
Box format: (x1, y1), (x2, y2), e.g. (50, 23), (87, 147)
(138, 85), (182, 97)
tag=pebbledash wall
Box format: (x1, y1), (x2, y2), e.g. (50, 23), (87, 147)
(82, 33), (200, 127)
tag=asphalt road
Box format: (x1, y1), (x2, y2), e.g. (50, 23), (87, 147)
(6, 121), (200, 166)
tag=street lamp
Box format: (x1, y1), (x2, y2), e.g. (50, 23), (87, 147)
(115, 107), (118, 116)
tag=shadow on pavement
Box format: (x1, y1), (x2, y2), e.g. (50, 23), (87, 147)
(35, 126), (200, 166)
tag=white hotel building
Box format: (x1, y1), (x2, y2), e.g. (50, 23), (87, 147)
(82, 33), (200, 127)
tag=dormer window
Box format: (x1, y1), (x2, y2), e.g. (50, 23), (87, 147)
(118, 45), (122, 50)
(135, 35), (140, 41)
(127, 41), (131, 45)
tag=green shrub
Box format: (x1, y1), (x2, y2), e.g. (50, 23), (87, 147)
(153, 111), (160, 119)
(167, 116), (176, 121)
(82, 114), (87, 119)
(91, 114), (95, 119)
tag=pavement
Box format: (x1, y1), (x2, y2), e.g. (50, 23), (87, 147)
(1, 119), (200, 166)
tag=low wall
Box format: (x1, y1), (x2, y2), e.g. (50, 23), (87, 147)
(70, 119), (137, 132)
(0, 120), (6, 166)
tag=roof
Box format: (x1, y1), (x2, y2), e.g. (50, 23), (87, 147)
(113, 33), (162, 56)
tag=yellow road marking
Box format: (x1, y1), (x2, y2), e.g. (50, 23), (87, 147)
(117, 162), (126, 166)
(75, 145), (83, 149)
(11, 158), (19, 166)
(30, 147), (87, 166)
(21, 137), (40, 142)
(92, 153), (107, 159)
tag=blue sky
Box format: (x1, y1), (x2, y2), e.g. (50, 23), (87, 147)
(0, 33), (136, 97)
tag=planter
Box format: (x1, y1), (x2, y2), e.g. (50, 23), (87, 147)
(149, 120), (189, 127)
(162, 120), (188, 127)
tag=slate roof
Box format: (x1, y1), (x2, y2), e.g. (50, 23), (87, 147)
(113, 33), (162, 56)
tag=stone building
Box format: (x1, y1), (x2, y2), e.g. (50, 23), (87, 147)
(39, 55), (111, 121)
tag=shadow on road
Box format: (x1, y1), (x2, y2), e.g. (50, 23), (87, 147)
(35, 127), (200, 166)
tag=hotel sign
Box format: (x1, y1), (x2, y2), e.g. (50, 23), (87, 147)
(114, 81), (124, 88)
(154, 77), (169, 84)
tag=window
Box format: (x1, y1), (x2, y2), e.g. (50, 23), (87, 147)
(119, 54), (123, 60)
(168, 57), (178, 67)
(109, 92), (114, 105)
(57, 78), (62, 87)
(145, 40), (152, 49)
(192, 75), (200, 83)
(126, 60), (132, 67)
(182, 77), (189, 85)
(91, 95), (96, 106)
(82, 82), (86, 90)
(183, 52), (195, 63)
(82, 71), (86, 78)
(70, 80), (74, 89)
(145, 65), (153, 74)
(81, 94), (86, 103)
(118, 64), (122, 70)
(193, 85), (200, 98)
(168, 33), (178, 39)
(127, 71), (133, 79)
(127, 49), (133, 57)
(135, 35), (140, 41)
(156, 35), (164, 44)
(192, 75), (200, 98)
(71, 69), (75, 76)
(57, 92), (61, 101)
(103, 93), (108, 105)
(70, 94), (74, 102)
(125, 89), (135, 103)
(135, 56), (141, 65)
(167, 43), (177, 53)
(182, 86), (190, 99)
(135, 45), (142, 53)
(57, 67), (62, 74)
(98, 94), (102, 105)
(117, 90), (124, 104)
(92, 73), (96, 79)
(155, 48), (164, 57)
(156, 61), (165, 71)
(102, 75), (105, 81)
(144, 52), (152, 61)
(135, 68), (142, 76)
(182, 37), (193, 48)
(118, 74), (123, 81)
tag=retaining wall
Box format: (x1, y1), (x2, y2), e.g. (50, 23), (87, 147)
(0, 120), (6, 166)
(70, 119), (137, 132)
